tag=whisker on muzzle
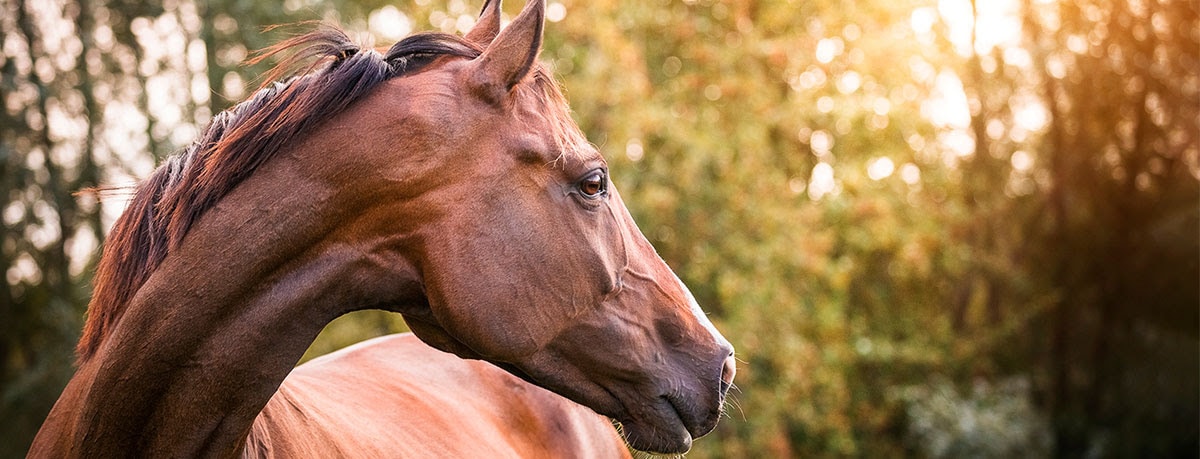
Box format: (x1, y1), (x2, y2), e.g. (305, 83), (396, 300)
(723, 393), (747, 421)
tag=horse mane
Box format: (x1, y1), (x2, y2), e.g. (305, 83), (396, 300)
(76, 26), (487, 362)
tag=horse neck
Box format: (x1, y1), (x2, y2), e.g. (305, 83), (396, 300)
(33, 147), (428, 457)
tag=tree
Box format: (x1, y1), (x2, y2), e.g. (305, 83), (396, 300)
(1018, 0), (1199, 454)
(2, 0), (104, 449)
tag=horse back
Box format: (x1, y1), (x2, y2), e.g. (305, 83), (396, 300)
(244, 333), (630, 458)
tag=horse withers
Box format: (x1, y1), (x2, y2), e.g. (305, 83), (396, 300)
(31, 0), (734, 456)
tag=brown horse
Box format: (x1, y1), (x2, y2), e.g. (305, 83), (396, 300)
(30, 0), (735, 456)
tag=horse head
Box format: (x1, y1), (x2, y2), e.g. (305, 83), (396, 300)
(335, 0), (735, 453)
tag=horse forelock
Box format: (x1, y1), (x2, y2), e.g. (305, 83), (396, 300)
(522, 68), (592, 166)
(76, 27), (533, 363)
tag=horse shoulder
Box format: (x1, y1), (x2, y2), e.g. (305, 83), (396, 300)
(244, 333), (630, 458)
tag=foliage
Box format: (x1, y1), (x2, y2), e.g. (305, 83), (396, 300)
(894, 376), (1052, 458)
(2, 0), (1197, 457)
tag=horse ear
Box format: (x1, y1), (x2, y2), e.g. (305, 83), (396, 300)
(465, 0), (502, 45)
(470, 0), (544, 103)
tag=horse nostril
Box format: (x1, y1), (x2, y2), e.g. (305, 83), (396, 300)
(719, 353), (736, 396)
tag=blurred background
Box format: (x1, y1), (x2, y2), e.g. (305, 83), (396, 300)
(2, 0), (1197, 456)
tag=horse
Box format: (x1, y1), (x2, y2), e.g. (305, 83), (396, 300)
(29, 0), (735, 456)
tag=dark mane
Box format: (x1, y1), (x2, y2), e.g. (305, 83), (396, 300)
(77, 27), (484, 362)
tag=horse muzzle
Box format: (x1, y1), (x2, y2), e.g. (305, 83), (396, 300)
(617, 344), (735, 454)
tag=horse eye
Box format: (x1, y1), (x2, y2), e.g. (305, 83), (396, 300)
(580, 172), (606, 198)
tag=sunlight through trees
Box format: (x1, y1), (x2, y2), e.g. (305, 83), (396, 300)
(2, 0), (1196, 456)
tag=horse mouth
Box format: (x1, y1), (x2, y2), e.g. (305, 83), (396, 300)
(487, 355), (718, 454)
(616, 395), (697, 454)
